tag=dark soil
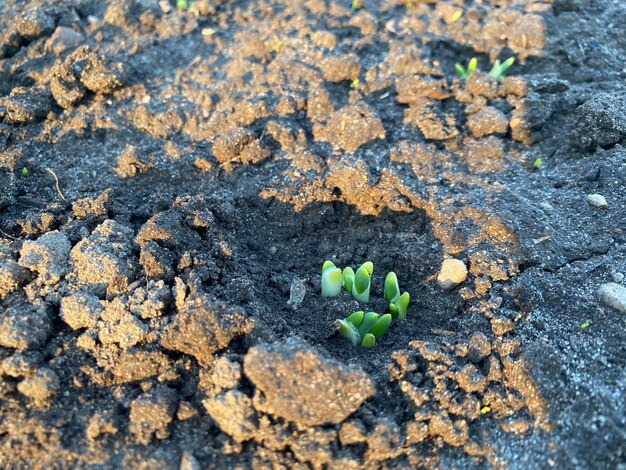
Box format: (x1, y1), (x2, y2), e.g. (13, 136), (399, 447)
(1, 0), (625, 468)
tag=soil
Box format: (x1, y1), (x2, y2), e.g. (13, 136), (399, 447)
(1, 0), (625, 468)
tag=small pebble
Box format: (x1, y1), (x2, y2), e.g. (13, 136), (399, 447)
(437, 258), (467, 291)
(597, 283), (626, 314)
(587, 194), (608, 209)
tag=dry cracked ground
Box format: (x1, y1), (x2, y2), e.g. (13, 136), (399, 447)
(0, 0), (625, 468)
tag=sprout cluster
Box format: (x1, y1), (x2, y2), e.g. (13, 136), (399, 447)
(454, 57), (515, 81)
(488, 57), (515, 81)
(322, 261), (411, 348)
(454, 58), (477, 80)
(335, 311), (392, 349)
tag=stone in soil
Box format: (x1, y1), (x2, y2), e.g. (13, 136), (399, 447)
(19, 231), (71, 285)
(47, 26), (85, 55)
(437, 258), (468, 291)
(587, 193), (608, 209)
(243, 337), (375, 426)
(597, 283), (626, 314)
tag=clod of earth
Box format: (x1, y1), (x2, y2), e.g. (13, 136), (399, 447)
(160, 294), (253, 366)
(243, 338), (375, 426)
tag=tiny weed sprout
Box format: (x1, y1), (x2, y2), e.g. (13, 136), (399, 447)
(579, 322), (590, 329)
(455, 57), (477, 80)
(351, 0), (359, 10)
(489, 57), (515, 81)
(321, 260), (342, 297)
(533, 158), (543, 169)
(176, 0), (189, 10)
(350, 78), (360, 89)
(21, 167), (28, 176)
(450, 9), (463, 22)
(336, 311), (392, 348)
(389, 292), (410, 321)
(480, 406), (491, 414)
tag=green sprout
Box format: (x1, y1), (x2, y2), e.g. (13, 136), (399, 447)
(176, 0), (189, 10)
(450, 9), (463, 22)
(321, 260), (342, 297)
(533, 158), (543, 169)
(350, 78), (360, 89)
(489, 57), (515, 81)
(21, 167), (29, 176)
(385, 272), (410, 320)
(389, 292), (410, 321)
(342, 266), (355, 293)
(352, 261), (373, 302)
(579, 322), (590, 330)
(336, 311), (392, 348)
(384, 272), (401, 304)
(480, 406), (491, 414)
(455, 57), (477, 80)
(352, 0), (359, 10)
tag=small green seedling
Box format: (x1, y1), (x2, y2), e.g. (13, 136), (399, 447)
(385, 272), (410, 320)
(489, 57), (515, 81)
(21, 167), (29, 176)
(579, 322), (590, 330)
(533, 158), (543, 169)
(342, 262), (372, 301)
(350, 78), (360, 89)
(480, 406), (491, 414)
(352, 0), (359, 10)
(389, 292), (410, 321)
(176, 0), (189, 10)
(352, 261), (373, 302)
(336, 310), (392, 348)
(384, 272), (401, 304)
(455, 57), (477, 80)
(321, 260), (342, 297)
(450, 9), (463, 22)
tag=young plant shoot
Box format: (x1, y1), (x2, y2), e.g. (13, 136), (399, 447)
(455, 57), (477, 80)
(352, 261), (373, 302)
(321, 260), (342, 297)
(384, 272), (410, 320)
(489, 57), (515, 81)
(384, 272), (400, 304)
(389, 292), (410, 321)
(336, 311), (392, 348)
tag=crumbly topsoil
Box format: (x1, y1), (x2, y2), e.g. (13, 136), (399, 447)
(0, 0), (625, 468)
